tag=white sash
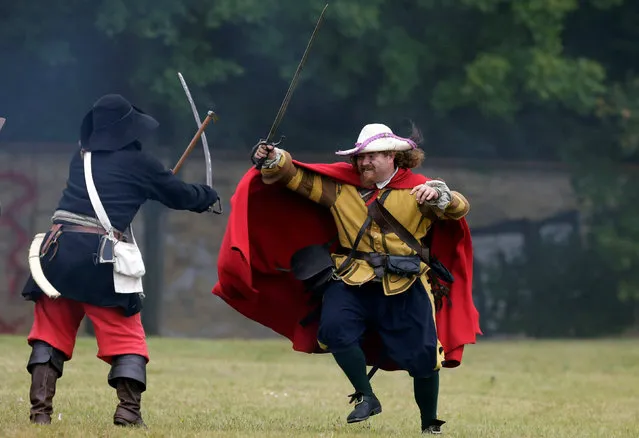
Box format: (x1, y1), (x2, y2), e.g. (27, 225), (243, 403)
(83, 151), (145, 294)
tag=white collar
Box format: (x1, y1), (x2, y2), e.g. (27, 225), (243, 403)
(375, 167), (398, 189)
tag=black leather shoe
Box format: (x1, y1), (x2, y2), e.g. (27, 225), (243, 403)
(346, 392), (382, 423)
(422, 419), (446, 434)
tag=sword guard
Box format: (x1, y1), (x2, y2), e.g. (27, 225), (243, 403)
(251, 136), (286, 169)
(208, 197), (223, 215)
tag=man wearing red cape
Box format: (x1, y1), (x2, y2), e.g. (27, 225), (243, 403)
(212, 123), (481, 434)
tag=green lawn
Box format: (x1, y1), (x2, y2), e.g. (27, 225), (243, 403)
(0, 335), (637, 437)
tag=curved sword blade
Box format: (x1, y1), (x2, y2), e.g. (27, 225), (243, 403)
(178, 72), (213, 188)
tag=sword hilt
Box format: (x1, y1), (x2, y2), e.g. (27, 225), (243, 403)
(207, 197), (223, 215)
(251, 136), (286, 170)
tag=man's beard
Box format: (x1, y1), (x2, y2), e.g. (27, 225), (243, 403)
(358, 165), (377, 188)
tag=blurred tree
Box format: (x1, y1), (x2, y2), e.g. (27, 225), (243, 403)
(2, 0), (639, 332)
(564, 78), (639, 329)
(482, 228), (634, 337)
(562, 0), (639, 328)
(0, 0), (629, 156)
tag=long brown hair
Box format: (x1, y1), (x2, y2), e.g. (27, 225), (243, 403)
(396, 120), (425, 168)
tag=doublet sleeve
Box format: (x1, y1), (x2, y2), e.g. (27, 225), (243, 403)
(261, 150), (338, 208)
(419, 190), (470, 220)
(138, 151), (218, 212)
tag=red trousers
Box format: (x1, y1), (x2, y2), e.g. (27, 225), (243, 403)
(27, 296), (149, 364)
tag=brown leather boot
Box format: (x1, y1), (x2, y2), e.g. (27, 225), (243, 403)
(26, 341), (65, 425)
(108, 354), (147, 428)
(113, 378), (147, 427)
(28, 363), (59, 425)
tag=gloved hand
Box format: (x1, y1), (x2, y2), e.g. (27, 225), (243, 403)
(250, 136), (285, 168)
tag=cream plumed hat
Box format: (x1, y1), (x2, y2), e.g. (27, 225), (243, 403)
(335, 123), (417, 156)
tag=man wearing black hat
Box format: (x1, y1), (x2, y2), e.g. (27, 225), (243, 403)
(21, 94), (220, 427)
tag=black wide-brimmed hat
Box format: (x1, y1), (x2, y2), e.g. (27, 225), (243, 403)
(80, 94), (159, 151)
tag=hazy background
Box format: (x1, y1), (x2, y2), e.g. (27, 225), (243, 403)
(1, 0), (638, 339)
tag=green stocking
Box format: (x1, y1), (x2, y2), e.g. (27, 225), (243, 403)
(332, 346), (373, 396)
(414, 372), (439, 428)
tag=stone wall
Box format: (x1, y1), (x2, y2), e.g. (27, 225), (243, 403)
(0, 142), (577, 337)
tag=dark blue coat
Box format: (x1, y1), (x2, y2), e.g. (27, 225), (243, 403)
(22, 141), (219, 316)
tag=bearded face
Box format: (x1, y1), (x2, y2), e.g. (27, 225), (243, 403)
(353, 151), (396, 188)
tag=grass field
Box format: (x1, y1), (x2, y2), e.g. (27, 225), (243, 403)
(0, 335), (637, 437)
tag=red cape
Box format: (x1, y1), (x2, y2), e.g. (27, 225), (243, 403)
(212, 161), (481, 369)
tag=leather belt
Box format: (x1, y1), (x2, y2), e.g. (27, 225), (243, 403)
(51, 223), (125, 241)
(335, 247), (386, 264)
(335, 247), (387, 278)
(39, 223), (126, 260)
(60, 224), (124, 241)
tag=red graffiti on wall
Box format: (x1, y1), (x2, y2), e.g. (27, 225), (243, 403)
(0, 172), (37, 332)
